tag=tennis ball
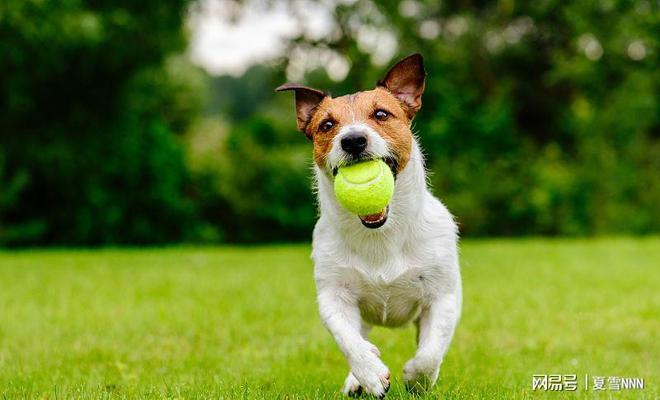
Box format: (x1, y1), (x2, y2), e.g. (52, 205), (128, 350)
(334, 159), (394, 216)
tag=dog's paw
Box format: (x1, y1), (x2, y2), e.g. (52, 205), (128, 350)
(342, 372), (363, 397)
(403, 356), (440, 394)
(349, 344), (390, 398)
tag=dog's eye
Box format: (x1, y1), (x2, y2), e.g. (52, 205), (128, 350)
(319, 119), (334, 132)
(374, 109), (390, 121)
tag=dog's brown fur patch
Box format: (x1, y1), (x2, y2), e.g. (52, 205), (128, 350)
(309, 87), (413, 173)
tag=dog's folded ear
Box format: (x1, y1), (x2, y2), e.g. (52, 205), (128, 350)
(276, 83), (327, 138)
(377, 53), (426, 118)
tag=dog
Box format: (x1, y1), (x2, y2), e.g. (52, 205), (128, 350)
(277, 54), (461, 397)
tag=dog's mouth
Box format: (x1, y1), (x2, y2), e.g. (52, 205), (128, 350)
(359, 207), (389, 229)
(331, 156), (397, 230)
(331, 156), (398, 178)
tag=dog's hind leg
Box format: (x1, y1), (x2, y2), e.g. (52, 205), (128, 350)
(342, 373), (362, 397)
(403, 291), (461, 393)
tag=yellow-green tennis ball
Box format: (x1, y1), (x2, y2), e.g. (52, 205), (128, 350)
(334, 159), (394, 215)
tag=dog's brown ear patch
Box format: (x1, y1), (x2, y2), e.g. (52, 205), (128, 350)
(276, 83), (327, 138)
(377, 54), (426, 118)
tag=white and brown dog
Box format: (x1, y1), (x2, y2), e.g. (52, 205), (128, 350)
(277, 54), (461, 397)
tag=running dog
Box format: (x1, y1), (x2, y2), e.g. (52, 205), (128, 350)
(277, 53), (461, 397)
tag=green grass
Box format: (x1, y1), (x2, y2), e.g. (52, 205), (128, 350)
(0, 238), (658, 399)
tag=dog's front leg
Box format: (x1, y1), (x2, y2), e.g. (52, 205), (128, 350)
(317, 285), (390, 397)
(403, 291), (461, 392)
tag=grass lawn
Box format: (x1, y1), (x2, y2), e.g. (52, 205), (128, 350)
(0, 238), (658, 399)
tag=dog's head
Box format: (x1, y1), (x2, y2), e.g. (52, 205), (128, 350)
(277, 54), (425, 228)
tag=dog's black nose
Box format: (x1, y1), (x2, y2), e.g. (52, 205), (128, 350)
(341, 134), (368, 155)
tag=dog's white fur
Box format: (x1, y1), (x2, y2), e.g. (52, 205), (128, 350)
(312, 125), (462, 397)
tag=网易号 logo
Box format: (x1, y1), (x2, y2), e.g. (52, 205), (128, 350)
(532, 374), (644, 392)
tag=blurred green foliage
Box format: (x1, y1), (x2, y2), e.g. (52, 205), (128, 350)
(0, 0), (202, 245)
(191, 0), (659, 241)
(1, 0), (659, 245)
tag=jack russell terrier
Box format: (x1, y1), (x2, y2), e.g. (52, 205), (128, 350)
(277, 54), (461, 397)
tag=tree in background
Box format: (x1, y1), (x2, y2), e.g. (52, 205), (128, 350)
(198, 0), (658, 239)
(1, 0), (658, 245)
(0, 0), (204, 245)
(184, 65), (316, 242)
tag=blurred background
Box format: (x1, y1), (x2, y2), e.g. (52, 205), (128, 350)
(1, 0), (658, 247)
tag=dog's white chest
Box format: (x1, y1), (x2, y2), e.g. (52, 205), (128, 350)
(344, 266), (430, 327)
